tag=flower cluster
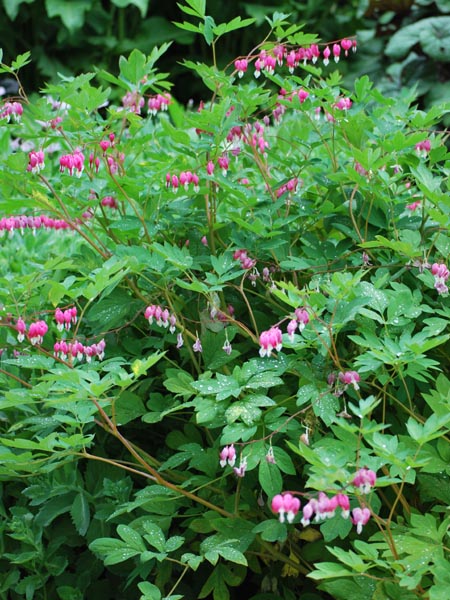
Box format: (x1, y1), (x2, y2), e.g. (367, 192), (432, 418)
(28, 321), (48, 345)
(354, 161), (370, 178)
(59, 150), (85, 177)
(300, 492), (350, 526)
(101, 195), (119, 209)
(334, 96), (352, 111)
(233, 249), (256, 270)
(165, 171), (200, 193)
(122, 90), (144, 114)
(273, 89), (309, 122)
(219, 444), (236, 467)
(55, 307), (78, 331)
(431, 263), (449, 295)
(0, 215), (71, 237)
(147, 93), (171, 115)
(246, 39), (356, 79)
(217, 155), (230, 175)
(415, 139), (431, 157)
(53, 339), (105, 362)
(0, 101), (23, 122)
(16, 318), (48, 345)
(353, 468), (377, 494)
(286, 308), (310, 341)
(259, 326), (283, 357)
(99, 134), (116, 154)
(406, 200), (421, 211)
(271, 493), (301, 524)
(89, 153), (101, 173)
(271, 469), (376, 534)
(234, 59), (248, 77)
(27, 150), (45, 173)
(338, 370), (361, 390)
(144, 305), (177, 333)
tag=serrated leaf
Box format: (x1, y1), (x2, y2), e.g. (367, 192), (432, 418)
(308, 562), (355, 579)
(119, 49), (148, 85)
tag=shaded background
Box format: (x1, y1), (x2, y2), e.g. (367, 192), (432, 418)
(0, 0), (449, 115)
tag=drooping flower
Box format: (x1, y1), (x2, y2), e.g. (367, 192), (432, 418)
(341, 39), (353, 56)
(351, 506), (371, 534)
(193, 336), (202, 353)
(294, 308), (309, 331)
(122, 90), (144, 114)
(28, 320), (48, 345)
(431, 262), (449, 295)
(271, 493), (301, 524)
(59, 150), (85, 177)
(406, 200), (421, 211)
(16, 318), (26, 342)
(222, 338), (232, 355)
(332, 43), (341, 62)
(259, 326), (282, 357)
(335, 493), (351, 519)
(233, 456), (247, 477)
(287, 319), (298, 342)
(0, 101), (23, 122)
(55, 307), (77, 331)
(234, 59), (248, 78)
(415, 139), (431, 158)
(219, 444), (236, 468)
(206, 160), (215, 176)
(339, 370), (361, 390)
(27, 150), (45, 174)
(265, 446), (276, 464)
(218, 155), (229, 176)
(101, 195), (118, 209)
(353, 468), (377, 494)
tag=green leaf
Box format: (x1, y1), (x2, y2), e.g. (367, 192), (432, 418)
(313, 393), (339, 426)
(45, 0), (92, 32)
(10, 51), (31, 70)
(117, 524), (146, 551)
(217, 546), (247, 566)
(119, 48), (148, 85)
(308, 561), (355, 579)
(258, 459), (282, 498)
(177, 0), (205, 18)
(70, 493), (90, 536)
(253, 519), (288, 542)
(142, 521), (166, 552)
(385, 17), (450, 61)
(203, 15), (216, 45)
(3, 0), (34, 21)
(199, 564), (230, 600)
(111, 0), (149, 18)
(137, 582), (162, 600)
(115, 391), (147, 425)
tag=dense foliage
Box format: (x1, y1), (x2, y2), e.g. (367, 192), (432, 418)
(0, 0), (449, 111)
(0, 1), (449, 599)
